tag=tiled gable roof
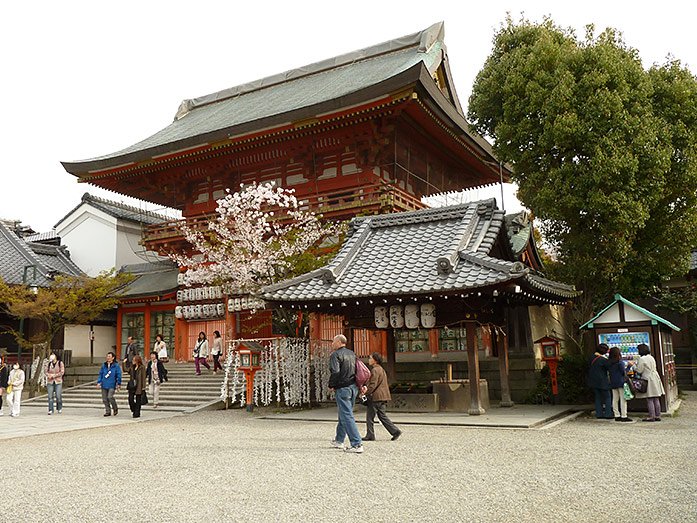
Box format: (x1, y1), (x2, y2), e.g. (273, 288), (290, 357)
(262, 202), (578, 302)
(26, 242), (83, 277)
(0, 223), (82, 286)
(55, 193), (171, 228)
(62, 22), (499, 176)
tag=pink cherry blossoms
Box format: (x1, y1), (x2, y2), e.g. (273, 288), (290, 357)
(171, 182), (343, 294)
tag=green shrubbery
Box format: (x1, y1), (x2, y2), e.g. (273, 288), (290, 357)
(525, 353), (593, 404)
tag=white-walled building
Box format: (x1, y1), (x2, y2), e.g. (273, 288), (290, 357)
(54, 193), (170, 277)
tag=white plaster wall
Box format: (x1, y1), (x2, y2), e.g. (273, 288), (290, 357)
(56, 205), (118, 276)
(64, 324), (116, 361)
(115, 222), (150, 268)
(595, 304), (621, 324)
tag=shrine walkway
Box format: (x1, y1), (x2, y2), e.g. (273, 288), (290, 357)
(1, 393), (694, 521)
(260, 403), (583, 429)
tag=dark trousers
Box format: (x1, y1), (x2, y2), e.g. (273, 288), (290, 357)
(366, 400), (399, 438)
(213, 354), (223, 371)
(128, 390), (142, 418)
(593, 388), (612, 418)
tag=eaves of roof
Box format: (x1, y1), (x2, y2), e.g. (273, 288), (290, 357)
(580, 293), (680, 331)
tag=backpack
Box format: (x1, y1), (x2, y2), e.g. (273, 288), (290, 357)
(355, 358), (371, 388)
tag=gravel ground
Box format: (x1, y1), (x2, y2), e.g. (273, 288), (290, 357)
(6, 393), (697, 522)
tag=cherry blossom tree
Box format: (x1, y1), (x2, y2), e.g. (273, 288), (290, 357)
(172, 182), (344, 294)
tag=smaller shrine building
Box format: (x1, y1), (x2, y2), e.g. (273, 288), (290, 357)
(262, 201), (579, 412)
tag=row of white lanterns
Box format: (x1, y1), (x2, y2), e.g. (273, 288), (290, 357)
(177, 286), (224, 303)
(375, 303), (436, 329)
(175, 303), (226, 320)
(227, 297), (266, 312)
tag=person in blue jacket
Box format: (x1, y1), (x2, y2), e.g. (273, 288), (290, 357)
(97, 351), (122, 417)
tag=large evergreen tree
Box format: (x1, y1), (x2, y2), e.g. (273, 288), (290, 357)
(468, 17), (697, 313)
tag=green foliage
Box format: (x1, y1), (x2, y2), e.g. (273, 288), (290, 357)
(468, 16), (697, 312)
(0, 270), (133, 354)
(525, 353), (592, 404)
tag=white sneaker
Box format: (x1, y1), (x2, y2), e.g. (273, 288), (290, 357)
(344, 445), (364, 454)
(57, 409), (62, 414)
(330, 440), (345, 449)
(0, 411), (3, 416)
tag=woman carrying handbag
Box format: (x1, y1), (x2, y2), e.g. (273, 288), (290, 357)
(127, 355), (146, 418)
(193, 332), (211, 375)
(634, 344), (665, 422)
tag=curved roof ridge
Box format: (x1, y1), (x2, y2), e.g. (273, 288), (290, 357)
(175, 22), (445, 120)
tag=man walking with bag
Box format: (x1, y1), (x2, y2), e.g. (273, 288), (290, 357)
(328, 334), (363, 454)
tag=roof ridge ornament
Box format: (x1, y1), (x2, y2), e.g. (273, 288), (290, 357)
(436, 203), (479, 274)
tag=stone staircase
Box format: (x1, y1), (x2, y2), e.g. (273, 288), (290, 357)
(23, 363), (225, 413)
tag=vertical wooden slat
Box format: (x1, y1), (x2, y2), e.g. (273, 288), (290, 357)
(498, 324), (514, 407)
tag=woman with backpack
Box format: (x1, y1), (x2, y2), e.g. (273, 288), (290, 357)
(608, 347), (632, 422)
(361, 352), (401, 441)
(193, 331), (210, 375)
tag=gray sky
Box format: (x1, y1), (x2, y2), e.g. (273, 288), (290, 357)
(2, 1), (696, 231)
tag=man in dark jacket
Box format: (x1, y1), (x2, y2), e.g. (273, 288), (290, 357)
(328, 334), (363, 453)
(123, 336), (137, 373)
(588, 343), (613, 419)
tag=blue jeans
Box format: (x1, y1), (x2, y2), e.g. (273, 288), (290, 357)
(334, 384), (362, 448)
(593, 388), (612, 418)
(47, 382), (63, 413)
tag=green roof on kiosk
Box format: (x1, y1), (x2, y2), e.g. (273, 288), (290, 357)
(580, 293), (680, 331)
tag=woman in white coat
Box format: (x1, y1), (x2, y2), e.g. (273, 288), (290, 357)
(635, 343), (665, 422)
(7, 363), (25, 417)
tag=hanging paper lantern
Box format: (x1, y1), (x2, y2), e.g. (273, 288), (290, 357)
(405, 304), (420, 329)
(194, 305), (203, 318)
(176, 290), (184, 302)
(374, 306), (388, 328)
(227, 298), (234, 312)
(182, 306), (191, 319)
(216, 303), (225, 316)
(389, 305), (404, 328)
(177, 273), (185, 285)
(174, 306), (183, 319)
(202, 287), (210, 300)
(420, 303), (436, 328)
(202, 304), (211, 317)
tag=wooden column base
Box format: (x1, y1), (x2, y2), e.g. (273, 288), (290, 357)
(466, 323), (485, 415)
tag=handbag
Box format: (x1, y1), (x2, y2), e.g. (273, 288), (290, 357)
(6, 384), (12, 395)
(141, 390), (148, 405)
(623, 382), (634, 401)
(630, 377), (648, 394)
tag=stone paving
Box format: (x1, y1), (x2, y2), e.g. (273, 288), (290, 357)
(1, 393), (696, 522)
